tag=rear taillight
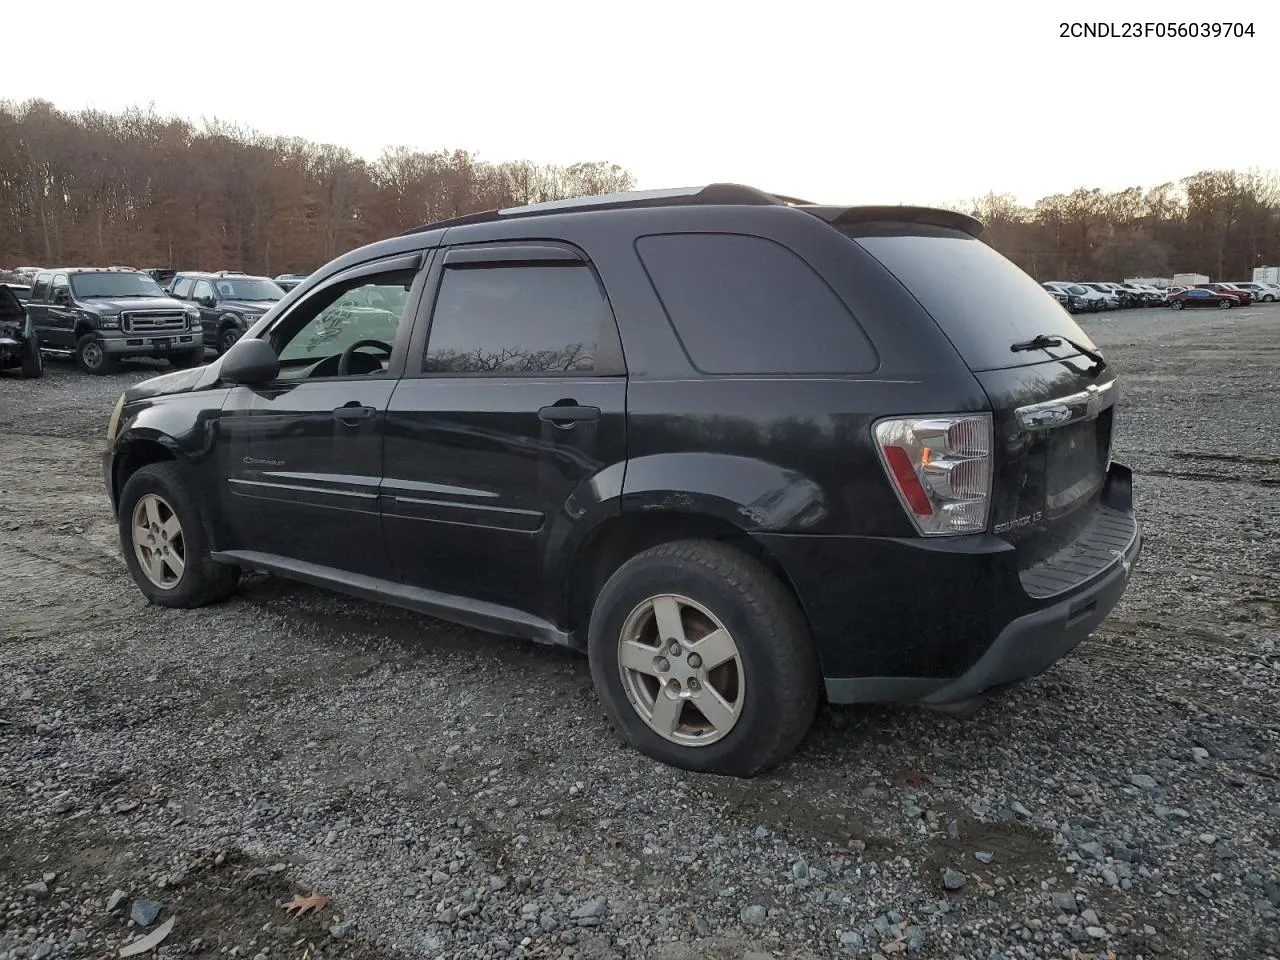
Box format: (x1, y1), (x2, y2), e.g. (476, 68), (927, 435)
(874, 414), (993, 536)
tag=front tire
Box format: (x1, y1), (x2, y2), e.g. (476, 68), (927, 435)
(217, 325), (242, 356)
(1219, 299), (1232, 309)
(118, 462), (240, 608)
(75, 333), (116, 374)
(20, 340), (43, 378)
(587, 539), (820, 777)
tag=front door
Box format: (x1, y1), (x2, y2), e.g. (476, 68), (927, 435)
(218, 253), (428, 580)
(382, 242), (627, 622)
(46, 274), (75, 348)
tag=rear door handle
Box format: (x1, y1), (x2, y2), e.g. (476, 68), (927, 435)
(538, 403), (600, 424)
(333, 404), (376, 422)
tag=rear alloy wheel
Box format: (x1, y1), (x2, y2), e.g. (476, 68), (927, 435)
(75, 333), (116, 374)
(588, 539), (820, 777)
(1170, 301), (1184, 310)
(1219, 298), (1232, 309)
(617, 594), (744, 747)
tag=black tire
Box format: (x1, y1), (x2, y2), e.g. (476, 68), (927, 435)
(217, 325), (242, 355)
(20, 340), (43, 378)
(168, 346), (206, 369)
(118, 462), (240, 608)
(1170, 301), (1184, 310)
(587, 539), (820, 777)
(75, 333), (116, 375)
(1219, 299), (1232, 309)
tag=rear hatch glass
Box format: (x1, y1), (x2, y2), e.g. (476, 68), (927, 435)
(850, 232), (1097, 373)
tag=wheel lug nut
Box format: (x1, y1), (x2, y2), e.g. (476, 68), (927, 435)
(656, 658), (670, 673)
(668, 641), (681, 656)
(687, 653), (702, 669)
(688, 678), (701, 691)
(666, 679), (681, 694)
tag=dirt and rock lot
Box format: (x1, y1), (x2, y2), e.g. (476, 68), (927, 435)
(1, 306), (1278, 960)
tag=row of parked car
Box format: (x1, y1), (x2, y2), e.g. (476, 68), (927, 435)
(0, 266), (309, 376)
(1041, 279), (1280, 313)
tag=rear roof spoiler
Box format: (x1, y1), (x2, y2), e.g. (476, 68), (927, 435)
(800, 205), (983, 238)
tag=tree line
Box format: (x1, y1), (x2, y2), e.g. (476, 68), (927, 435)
(2, 99), (1277, 283)
(963, 170), (1280, 281)
(0, 99), (635, 276)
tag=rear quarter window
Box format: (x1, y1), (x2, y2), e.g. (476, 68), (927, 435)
(635, 233), (877, 375)
(851, 232), (1097, 372)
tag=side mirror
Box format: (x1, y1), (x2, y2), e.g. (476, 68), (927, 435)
(53, 291), (69, 305)
(198, 295), (215, 308)
(219, 337), (279, 385)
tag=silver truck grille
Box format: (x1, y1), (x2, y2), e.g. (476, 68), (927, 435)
(121, 311), (186, 333)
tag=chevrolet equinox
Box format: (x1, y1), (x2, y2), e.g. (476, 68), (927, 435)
(102, 184), (1142, 776)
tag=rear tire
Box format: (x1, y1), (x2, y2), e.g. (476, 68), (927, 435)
(1219, 299), (1232, 309)
(587, 539), (820, 777)
(118, 462), (240, 608)
(1170, 301), (1184, 310)
(20, 340), (43, 378)
(75, 333), (116, 374)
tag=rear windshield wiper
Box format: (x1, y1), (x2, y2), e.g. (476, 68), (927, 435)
(1011, 333), (1106, 375)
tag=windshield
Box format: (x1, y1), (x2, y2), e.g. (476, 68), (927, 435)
(69, 272), (166, 299)
(851, 231), (1096, 372)
(213, 278), (285, 301)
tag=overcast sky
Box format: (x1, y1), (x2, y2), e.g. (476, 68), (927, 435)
(6, 0), (1277, 207)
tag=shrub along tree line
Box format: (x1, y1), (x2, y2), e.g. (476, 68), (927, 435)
(963, 170), (1280, 282)
(0, 99), (635, 275)
(2, 99), (1276, 282)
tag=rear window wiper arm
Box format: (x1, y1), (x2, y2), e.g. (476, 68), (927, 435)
(1011, 333), (1106, 375)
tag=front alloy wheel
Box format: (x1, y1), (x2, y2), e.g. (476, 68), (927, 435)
(618, 594), (744, 746)
(131, 493), (185, 589)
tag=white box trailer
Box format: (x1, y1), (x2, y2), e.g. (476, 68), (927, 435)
(1172, 273), (1210, 287)
(1125, 276), (1172, 288)
(1253, 266), (1280, 285)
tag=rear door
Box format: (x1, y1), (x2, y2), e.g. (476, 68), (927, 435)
(849, 229), (1125, 589)
(381, 241), (627, 619)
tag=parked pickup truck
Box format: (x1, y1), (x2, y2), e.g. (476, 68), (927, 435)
(26, 268), (205, 374)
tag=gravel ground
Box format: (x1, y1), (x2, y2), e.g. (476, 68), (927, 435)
(1, 306), (1278, 960)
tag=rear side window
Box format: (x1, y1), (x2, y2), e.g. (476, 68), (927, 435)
(852, 232), (1097, 372)
(425, 263), (605, 374)
(31, 274), (50, 301)
(636, 233), (877, 375)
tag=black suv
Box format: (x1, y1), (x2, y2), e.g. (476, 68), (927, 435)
(168, 271), (286, 355)
(102, 184), (1141, 777)
(26, 268), (203, 374)
(0, 282), (42, 377)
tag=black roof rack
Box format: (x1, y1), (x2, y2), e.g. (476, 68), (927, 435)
(399, 183), (814, 236)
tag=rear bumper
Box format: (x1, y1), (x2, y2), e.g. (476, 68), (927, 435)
(102, 332), (200, 355)
(757, 463), (1141, 705)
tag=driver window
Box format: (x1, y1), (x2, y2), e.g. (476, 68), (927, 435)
(271, 268), (415, 380)
(192, 280), (213, 304)
(51, 275), (70, 302)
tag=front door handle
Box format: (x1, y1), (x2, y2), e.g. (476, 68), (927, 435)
(333, 403), (376, 423)
(538, 403), (600, 425)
